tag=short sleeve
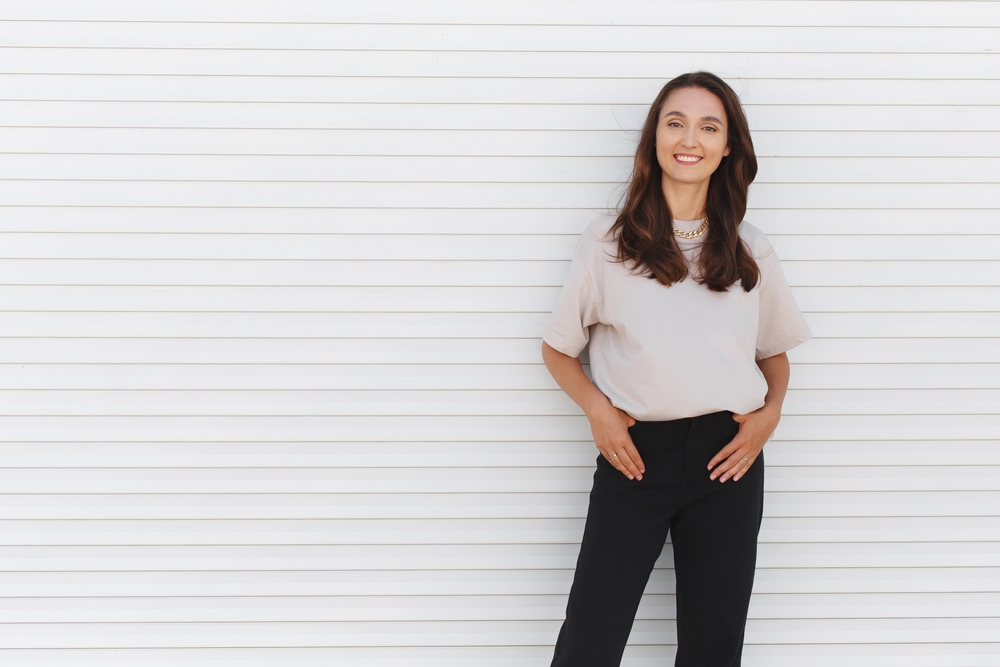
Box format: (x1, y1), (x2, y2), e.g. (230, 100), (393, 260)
(541, 247), (601, 358)
(754, 238), (812, 361)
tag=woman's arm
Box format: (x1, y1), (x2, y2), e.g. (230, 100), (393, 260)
(542, 341), (645, 481)
(707, 351), (791, 482)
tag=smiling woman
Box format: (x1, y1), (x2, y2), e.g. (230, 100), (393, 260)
(613, 75), (761, 294)
(541, 71), (812, 667)
(659, 105), (731, 184)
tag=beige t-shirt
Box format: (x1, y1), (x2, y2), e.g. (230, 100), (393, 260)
(542, 213), (812, 421)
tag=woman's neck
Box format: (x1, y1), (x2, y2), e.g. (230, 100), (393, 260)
(661, 176), (709, 221)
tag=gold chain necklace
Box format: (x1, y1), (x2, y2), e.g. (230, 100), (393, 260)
(672, 217), (708, 239)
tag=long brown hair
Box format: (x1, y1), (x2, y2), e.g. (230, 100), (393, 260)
(610, 71), (760, 292)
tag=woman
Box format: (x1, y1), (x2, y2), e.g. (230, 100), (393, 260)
(541, 71), (811, 667)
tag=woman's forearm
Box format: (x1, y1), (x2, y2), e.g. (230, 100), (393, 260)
(757, 351), (791, 416)
(541, 341), (612, 416)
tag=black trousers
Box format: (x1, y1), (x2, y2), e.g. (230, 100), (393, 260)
(550, 409), (765, 667)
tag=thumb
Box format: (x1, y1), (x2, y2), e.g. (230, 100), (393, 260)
(732, 411), (749, 423)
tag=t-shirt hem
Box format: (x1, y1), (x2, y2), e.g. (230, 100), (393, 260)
(541, 332), (585, 359)
(755, 328), (812, 361)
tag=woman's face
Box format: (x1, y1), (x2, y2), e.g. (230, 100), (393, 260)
(655, 86), (731, 190)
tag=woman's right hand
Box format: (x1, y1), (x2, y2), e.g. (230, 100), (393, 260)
(539, 342), (645, 481)
(587, 399), (644, 481)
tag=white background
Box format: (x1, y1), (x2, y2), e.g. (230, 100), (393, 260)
(1, 1), (998, 665)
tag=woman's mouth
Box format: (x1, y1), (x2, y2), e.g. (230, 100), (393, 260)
(674, 154), (703, 164)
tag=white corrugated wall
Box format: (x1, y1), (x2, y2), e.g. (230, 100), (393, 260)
(1, 1), (998, 664)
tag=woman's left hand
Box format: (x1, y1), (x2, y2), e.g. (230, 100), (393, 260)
(707, 405), (780, 483)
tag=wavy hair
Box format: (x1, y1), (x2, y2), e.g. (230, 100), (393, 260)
(609, 71), (760, 292)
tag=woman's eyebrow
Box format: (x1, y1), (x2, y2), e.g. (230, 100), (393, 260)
(663, 110), (724, 125)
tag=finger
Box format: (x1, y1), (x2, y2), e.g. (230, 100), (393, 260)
(708, 438), (742, 471)
(721, 458), (749, 483)
(716, 451), (748, 482)
(622, 439), (645, 475)
(709, 448), (745, 481)
(733, 455), (757, 481)
(611, 445), (642, 481)
(718, 452), (753, 483)
(616, 408), (637, 429)
(600, 448), (617, 466)
(601, 448), (628, 478)
(604, 441), (641, 480)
